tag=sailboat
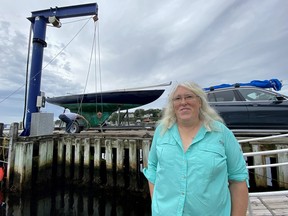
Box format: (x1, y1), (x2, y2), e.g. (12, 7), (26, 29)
(46, 82), (170, 131)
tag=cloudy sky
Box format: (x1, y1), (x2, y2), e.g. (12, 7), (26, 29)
(0, 0), (288, 125)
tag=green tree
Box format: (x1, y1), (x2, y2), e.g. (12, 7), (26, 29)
(134, 109), (145, 118)
(109, 112), (119, 124)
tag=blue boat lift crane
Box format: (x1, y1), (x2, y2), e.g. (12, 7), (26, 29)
(21, 3), (98, 136)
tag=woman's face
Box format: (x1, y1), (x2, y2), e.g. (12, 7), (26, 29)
(172, 86), (202, 123)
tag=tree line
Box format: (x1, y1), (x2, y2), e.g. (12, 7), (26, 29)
(108, 108), (163, 124)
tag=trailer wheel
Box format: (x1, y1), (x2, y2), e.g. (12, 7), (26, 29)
(69, 121), (80, 133)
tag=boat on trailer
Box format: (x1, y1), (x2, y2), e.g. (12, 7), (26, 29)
(46, 84), (169, 132)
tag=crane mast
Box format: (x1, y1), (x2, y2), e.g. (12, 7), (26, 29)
(21, 3), (98, 136)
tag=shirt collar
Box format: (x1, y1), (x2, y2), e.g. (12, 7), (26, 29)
(169, 123), (209, 146)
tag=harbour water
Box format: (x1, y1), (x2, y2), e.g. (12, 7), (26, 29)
(1, 185), (286, 216)
(0, 186), (152, 216)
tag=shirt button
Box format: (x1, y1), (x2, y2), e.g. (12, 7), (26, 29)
(182, 192), (185, 195)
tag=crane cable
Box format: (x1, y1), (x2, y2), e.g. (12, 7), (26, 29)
(95, 19), (104, 115)
(75, 16), (103, 116)
(75, 17), (105, 129)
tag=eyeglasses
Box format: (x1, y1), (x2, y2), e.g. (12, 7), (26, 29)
(172, 94), (199, 103)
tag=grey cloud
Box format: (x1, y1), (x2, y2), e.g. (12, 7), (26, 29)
(0, 0), (288, 124)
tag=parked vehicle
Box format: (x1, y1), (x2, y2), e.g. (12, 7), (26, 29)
(206, 85), (288, 129)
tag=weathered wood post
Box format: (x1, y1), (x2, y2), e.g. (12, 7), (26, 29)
(93, 138), (101, 184)
(116, 139), (125, 188)
(74, 138), (81, 180)
(65, 138), (73, 179)
(6, 122), (19, 189)
(251, 143), (266, 187)
(37, 139), (54, 185)
(276, 143), (288, 189)
(0, 123), (3, 137)
(57, 138), (64, 178)
(142, 140), (150, 170)
(13, 141), (33, 191)
(105, 139), (113, 186)
(129, 139), (137, 190)
(83, 138), (91, 183)
(142, 139), (150, 193)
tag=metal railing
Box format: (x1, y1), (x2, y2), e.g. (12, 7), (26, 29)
(239, 133), (288, 215)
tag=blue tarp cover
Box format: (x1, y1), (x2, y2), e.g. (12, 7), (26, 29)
(204, 79), (282, 91)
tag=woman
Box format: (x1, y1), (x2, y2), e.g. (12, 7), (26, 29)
(143, 82), (249, 216)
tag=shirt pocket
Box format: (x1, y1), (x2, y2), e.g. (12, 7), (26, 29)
(156, 137), (178, 169)
(193, 143), (227, 179)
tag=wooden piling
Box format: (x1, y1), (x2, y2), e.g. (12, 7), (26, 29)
(116, 139), (125, 188)
(251, 144), (267, 187)
(3, 128), (288, 193)
(57, 138), (64, 178)
(65, 139), (73, 179)
(83, 138), (91, 183)
(105, 139), (113, 187)
(276, 144), (288, 188)
(142, 140), (150, 169)
(0, 123), (3, 137)
(74, 138), (82, 180)
(6, 122), (19, 189)
(93, 138), (101, 184)
(37, 139), (54, 185)
(129, 140), (137, 190)
(13, 142), (33, 191)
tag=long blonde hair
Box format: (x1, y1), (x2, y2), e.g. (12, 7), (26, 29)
(159, 81), (223, 132)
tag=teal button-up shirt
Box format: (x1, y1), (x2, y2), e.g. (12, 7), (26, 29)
(143, 121), (248, 216)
